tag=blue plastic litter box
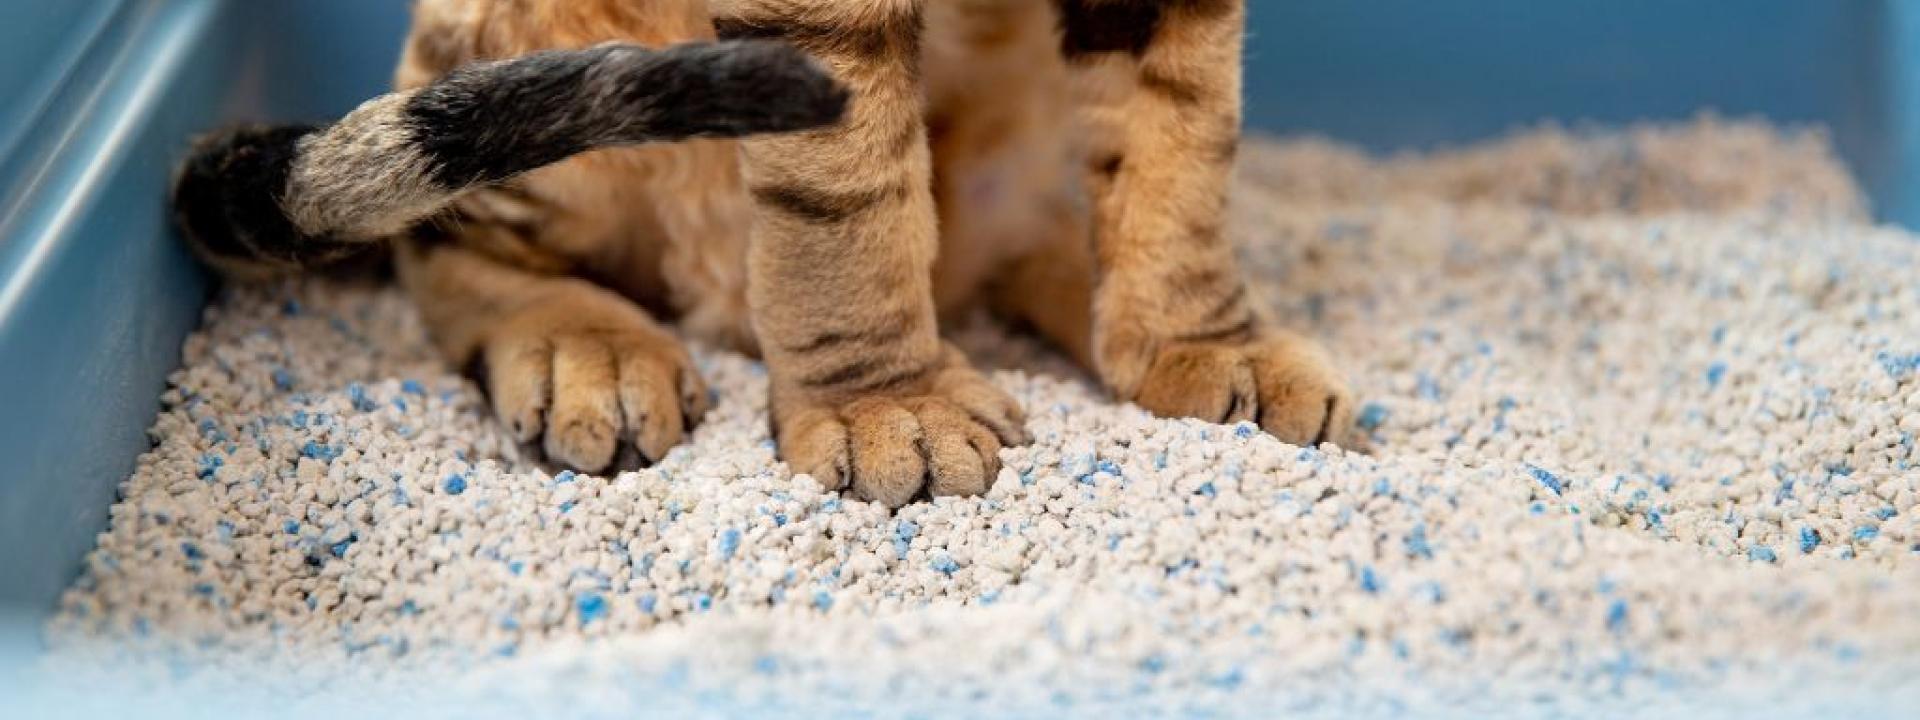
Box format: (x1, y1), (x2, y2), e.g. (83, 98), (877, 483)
(1, 0), (1916, 644)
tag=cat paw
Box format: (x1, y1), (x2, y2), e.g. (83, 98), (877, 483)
(773, 347), (1029, 508)
(1127, 332), (1353, 447)
(474, 286), (710, 472)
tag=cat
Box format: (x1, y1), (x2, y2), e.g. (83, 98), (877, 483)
(172, 0), (1352, 508)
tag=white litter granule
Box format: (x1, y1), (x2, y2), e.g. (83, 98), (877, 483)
(34, 118), (1920, 718)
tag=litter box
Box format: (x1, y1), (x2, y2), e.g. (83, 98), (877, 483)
(0, 0), (1913, 656)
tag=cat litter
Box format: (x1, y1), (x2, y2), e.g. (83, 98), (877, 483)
(28, 118), (1920, 718)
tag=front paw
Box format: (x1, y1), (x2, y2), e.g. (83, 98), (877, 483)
(1123, 331), (1353, 447)
(474, 287), (710, 473)
(773, 346), (1029, 508)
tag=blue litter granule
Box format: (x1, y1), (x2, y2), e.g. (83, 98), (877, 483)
(1605, 599), (1629, 634)
(1358, 565), (1382, 594)
(1748, 546), (1778, 563)
(576, 593), (607, 625)
(1208, 667), (1246, 691)
(1853, 525), (1880, 542)
(638, 594), (657, 614)
(553, 470), (577, 485)
(180, 542), (205, 561)
(1704, 361), (1728, 388)
(330, 535), (356, 558)
(390, 397), (408, 412)
(1233, 422), (1257, 439)
(507, 560), (525, 576)
(895, 520), (920, 543)
(754, 656), (779, 675)
(442, 474), (467, 495)
(719, 528), (743, 560)
(930, 553), (959, 576)
(400, 379), (427, 397)
(978, 589), (1000, 605)
(271, 368), (296, 392)
(299, 442), (341, 462)
(1874, 351), (1920, 378)
(695, 593), (713, 611)
(1095, 459), (1122, 477)
(283, 520), (300, 535)
(281, 299), (302, 316)
(1139, 654), (1168, 674)
(196, 453), (223, 480)
(1526, 465), (1565, 495)
(1799, 527), (1820, 553)
(1404, 524), (1433, 559)
(1356, 402), (1389, 432)
(1195, 481), (1217, 498)
(1415, 373), (1441, 400)
(193, 583), (214, 597)
(216, 520), (235, 542)
(813, 591), (834, 611)
(820, 497), (842, 513)
(347, 383), (376, 412)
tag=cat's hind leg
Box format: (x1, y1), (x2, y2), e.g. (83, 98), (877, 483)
(396, 236), (711, 473)
(714, 0), (1030, 508)
(1056, 0), (1354, 445)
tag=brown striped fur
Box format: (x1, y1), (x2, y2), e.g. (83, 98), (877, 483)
(387, 0), (1350, 506)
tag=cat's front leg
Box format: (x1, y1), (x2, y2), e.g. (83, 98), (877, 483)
(716, 0), (1029, 508)
(1063, 0), (1354, 445)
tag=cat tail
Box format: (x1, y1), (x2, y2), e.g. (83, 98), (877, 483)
(172, 40), (846, 278)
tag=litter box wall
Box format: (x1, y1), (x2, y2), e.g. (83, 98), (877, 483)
(0, 0), (407, 619)
(0, 0), (1910, 623)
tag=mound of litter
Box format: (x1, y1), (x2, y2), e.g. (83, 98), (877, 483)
(37, 119), (1920, 717)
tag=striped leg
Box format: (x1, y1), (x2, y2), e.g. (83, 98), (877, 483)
(715, 0), (1029, 508)
(1060, 0), (1353, 445)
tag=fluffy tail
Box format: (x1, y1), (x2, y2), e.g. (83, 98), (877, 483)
(173, 40), (847, 277)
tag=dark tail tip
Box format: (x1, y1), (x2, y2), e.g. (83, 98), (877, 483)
(718, 40), (852, 132)
(642, 40), (852, 139)
(172, 124), (367, 277)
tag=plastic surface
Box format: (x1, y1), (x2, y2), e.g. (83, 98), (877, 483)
(0, 0), (406, 619)
(0, 0), (1911, 625)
